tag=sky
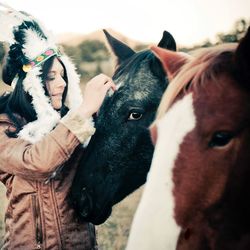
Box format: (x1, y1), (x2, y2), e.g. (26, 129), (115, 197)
(2, 0), (250, 46)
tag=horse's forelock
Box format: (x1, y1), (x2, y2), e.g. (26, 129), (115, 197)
(113, 50), (159, 81)
(155, 44), (237, 122)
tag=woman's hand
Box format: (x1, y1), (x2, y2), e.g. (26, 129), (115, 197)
(77, 74), (116, 118)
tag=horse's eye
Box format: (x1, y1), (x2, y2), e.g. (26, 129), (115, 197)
(209, 131), (234, 148)
(128, 112), (143, 121)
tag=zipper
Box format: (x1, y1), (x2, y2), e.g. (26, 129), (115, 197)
(50, 181), (65, 249)
(31, 194), (43, 249)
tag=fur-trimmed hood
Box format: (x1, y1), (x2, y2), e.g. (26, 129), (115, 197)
(0, 2), (83, 143)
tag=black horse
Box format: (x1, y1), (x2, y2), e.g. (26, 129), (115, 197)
(70, 30), (176, 225)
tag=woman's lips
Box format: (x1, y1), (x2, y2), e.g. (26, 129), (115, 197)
(52, 93), (63, 97)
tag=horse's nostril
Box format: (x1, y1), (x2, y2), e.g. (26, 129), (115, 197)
(79, 187), (93, 218)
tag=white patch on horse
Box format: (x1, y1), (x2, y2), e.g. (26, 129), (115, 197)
(126, 94), (196, 250)
(133, 91), (148, 100)
(108, 81), (123, 96)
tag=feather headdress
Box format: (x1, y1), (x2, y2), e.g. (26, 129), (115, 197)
(0, 2), (83, 143)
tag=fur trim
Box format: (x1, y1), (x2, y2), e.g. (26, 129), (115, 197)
(18, 67), (61, 143)
(61, 110), (95, 144)
(18, 114), (60, 144)
(61, 55), (83, 110)
(18, 59), (83, 143)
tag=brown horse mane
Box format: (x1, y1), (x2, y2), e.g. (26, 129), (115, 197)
(155, 43), (237, 122)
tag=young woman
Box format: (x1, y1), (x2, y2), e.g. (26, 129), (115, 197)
(0, 6), (115, 250)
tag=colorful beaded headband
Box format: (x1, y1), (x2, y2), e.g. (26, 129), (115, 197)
(22, 48), (61, 72)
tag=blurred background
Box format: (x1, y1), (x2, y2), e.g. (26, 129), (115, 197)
(0, 0), (250, 249)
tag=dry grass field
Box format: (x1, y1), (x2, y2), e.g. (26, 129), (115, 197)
(97, 188), (142, 250)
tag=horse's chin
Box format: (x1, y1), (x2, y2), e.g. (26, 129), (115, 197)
(87, 206), (112, 225)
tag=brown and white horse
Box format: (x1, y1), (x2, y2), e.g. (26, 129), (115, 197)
(127, 28), (250, 250)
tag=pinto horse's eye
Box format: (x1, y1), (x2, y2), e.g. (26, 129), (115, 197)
(209, 131), (234, 148)
(128, 112), (143, 121)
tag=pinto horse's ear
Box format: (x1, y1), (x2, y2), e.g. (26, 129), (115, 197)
(235, 27), (250, 82)
(157, 31), (177, 51)
(103, 29), (135, 65)
(151, 46), (190, 80)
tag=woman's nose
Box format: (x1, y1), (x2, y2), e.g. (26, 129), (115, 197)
(57, 76), (66, 88)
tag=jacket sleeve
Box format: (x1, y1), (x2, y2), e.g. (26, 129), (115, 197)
(0, 112), (95, 181)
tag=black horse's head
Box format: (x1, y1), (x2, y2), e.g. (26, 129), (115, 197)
(70, 30), (176, 224)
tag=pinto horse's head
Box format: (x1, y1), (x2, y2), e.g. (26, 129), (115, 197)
(127, 28), (250, 250)
(70, 30), (176, 224)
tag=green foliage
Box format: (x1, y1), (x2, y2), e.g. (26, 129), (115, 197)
(94, 63), (103, 75)
(78, 40), (109, 62)
(60, 18), (249, 85)
(180, 18), (249, 52)
(62, 45), (82, 65)
(133, 44), (148, 51)
(217, 19), (249, 43)
(61, 40), (109, 82)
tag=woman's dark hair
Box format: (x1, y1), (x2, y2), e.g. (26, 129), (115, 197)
(40, 56), (69, 116)
(0, 55), (69, 137)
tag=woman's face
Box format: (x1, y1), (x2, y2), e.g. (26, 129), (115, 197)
(45, 58), (66, 110)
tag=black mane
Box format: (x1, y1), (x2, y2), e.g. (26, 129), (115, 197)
(113, 50), (166, 83)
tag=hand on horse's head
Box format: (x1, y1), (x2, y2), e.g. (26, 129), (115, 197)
(78, 74), (116, 118)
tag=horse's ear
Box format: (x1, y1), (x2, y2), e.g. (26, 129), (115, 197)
(103, 29), (135, 64)
(235, 27), (250, 81)
(151, 46), (190, 80)
(157, 31), (176, 51)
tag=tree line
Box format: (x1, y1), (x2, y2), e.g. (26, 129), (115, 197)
(0, 18), (249, 82)
(180, 19), (249, 52)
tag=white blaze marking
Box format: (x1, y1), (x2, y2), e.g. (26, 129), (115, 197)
(108, 81), (123, 96)
(126, 94), (196, 250)
(134, 91), (149, 100)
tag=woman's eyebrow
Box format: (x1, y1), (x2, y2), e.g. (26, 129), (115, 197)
(49, 69), (64, 74)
